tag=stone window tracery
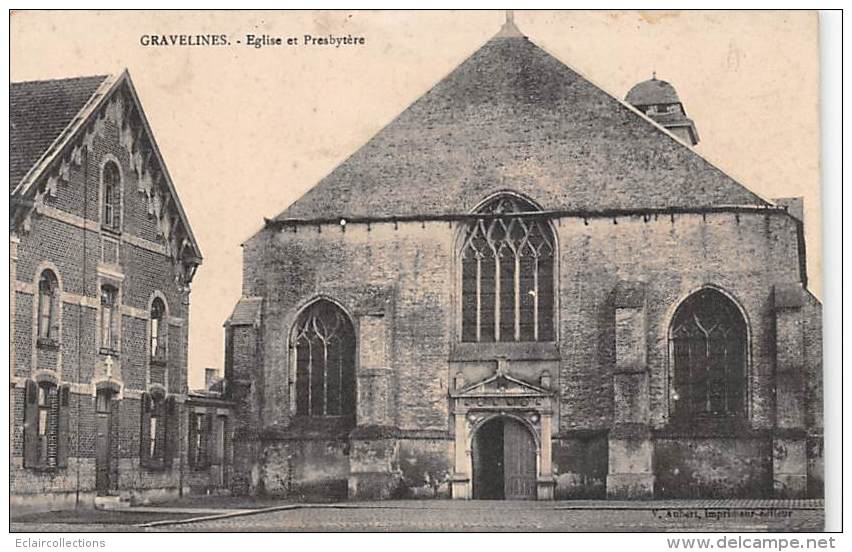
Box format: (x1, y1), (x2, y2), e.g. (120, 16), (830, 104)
(293, 301), (356, 417)
(460, 196), (555, 343)
(670, 288), (747, 420)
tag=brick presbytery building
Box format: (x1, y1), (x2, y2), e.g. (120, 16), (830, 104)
(10, 71), (232, 512)
(226, 17), (823, 501)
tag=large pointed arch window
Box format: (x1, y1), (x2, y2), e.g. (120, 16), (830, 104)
(293, 301), (356, 417)
(670, 288), (747, 420)
(460, 195), (555, 342)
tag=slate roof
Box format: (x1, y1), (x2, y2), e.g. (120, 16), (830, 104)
(10, 75), (109, 194)
(625, 77), (681, 107)
(274, 27), (768, 222)
(226, 296), (263, 326)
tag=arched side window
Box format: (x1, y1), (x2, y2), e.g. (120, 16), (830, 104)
(670, 288), (747, 420)
(102, 161), (122, 232)
(37, 270), (59, 344)
(460, 195), (555, 343)
(150, 297), (167, 362)
(293, 300), (356, 418)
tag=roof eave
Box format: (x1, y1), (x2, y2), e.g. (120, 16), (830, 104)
(118, 71), (203, 263)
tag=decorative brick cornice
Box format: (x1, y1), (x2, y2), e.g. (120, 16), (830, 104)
(267, 205), (790, 230)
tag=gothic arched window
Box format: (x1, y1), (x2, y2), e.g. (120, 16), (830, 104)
(460, 195), (555, 343)
(293, 301), (356, 418)
(670, 288), (747, 420)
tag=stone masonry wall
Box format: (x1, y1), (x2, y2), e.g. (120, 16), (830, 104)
(240, 205), (819, 498)
(248, 210), (806, 432)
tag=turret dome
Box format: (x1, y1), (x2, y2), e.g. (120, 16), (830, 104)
(625, 76), (681, 107)
(625, 74), (700, 146)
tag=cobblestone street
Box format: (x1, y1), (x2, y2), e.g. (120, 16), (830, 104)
(11, 500), (824, 533)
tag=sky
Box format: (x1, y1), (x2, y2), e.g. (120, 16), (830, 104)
(10, 10), (821, 389)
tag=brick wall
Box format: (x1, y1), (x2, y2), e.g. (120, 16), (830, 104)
(10, 82), (196, 506)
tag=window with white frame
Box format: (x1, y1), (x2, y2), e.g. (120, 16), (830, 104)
(150, 297), (167, 362)
(100, 284), (119, 353)
(101, 161), (122, 232)
(37, 270), (59, 344)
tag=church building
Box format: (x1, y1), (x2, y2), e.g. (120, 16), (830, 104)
(226, 16), (823, 500)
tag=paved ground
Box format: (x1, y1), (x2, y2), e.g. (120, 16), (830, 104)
(11, 499), (825, 533)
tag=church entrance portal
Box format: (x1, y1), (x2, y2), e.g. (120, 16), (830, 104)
(472, 417), (537, 500)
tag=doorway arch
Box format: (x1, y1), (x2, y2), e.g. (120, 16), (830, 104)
(472, 416), (537, 499)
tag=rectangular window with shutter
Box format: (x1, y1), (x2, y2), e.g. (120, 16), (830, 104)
(149, 416), (158, 459)
(140, 393), (178, 470)
(139, 392), (162, 469)
(23, 381), (69, 470)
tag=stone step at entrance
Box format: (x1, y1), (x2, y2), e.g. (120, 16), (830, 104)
(94, 494), (130, 510)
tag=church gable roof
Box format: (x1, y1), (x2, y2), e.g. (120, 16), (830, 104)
(274, 29), (768, 222)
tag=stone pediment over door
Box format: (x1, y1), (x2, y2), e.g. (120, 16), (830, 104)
(451, 369), (555, 415)
(449, 361), (558, 500)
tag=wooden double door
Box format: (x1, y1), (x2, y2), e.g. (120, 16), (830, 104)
(472, 417), (537, 500)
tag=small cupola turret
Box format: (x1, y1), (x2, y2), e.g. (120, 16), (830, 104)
(626, 73), (700, 146)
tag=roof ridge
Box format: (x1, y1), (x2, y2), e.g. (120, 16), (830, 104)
(11, 74), (110, 86)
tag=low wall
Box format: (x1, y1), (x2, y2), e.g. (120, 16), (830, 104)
(654, 437), (772, 498)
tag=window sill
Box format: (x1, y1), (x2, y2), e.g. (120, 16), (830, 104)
(450, 341), (560, 361)
(25, 464), (63, 473)
(101, 226), (122, 236)
(141, 459), (167, 472)
(99, 348), (120, 357)
(36, 337), (60, 350)
(265, 416), (356, 440)
(656, 415), (751, 438)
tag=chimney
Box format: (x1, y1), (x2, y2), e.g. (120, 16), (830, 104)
(205, 367), (219, 389)
(774, 197), (804, 223)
